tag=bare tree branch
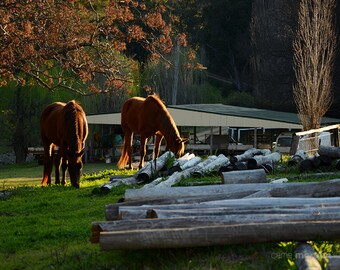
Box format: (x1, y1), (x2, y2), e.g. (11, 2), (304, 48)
(293, 0), (337, 131)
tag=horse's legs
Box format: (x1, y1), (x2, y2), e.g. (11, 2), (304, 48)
(61, 157), (67, 186)
(54, 149), (61, 185)
(124, 131), (133, 169)
(153, 134), (164, 171)
(42, 143), (53, 186)
(138, 135), (148, 169)
(154, 134), (164, 160)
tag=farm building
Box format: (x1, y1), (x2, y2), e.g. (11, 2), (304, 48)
(86, 104), (340, 161)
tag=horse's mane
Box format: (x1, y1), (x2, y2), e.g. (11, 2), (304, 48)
(147, 94), (180, 138)
(147, 94), (166, 109)
(64, 100), (84, 149)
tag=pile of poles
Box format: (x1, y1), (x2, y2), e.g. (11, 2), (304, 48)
(290, 145), (340, 172)
(91, 147), (340, 268)
(94, 147), (282, 193)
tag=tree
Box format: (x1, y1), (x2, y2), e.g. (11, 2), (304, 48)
(293, 0), (337, 130)
(0, 83), (53, 163)
(169, 0), (252, 93)
(250, 0), (298, 110)
(0, 0), (176, 95)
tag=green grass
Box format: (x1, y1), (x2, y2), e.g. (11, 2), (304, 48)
(0, 161), (119, 188)
(0, 162), (339, 269)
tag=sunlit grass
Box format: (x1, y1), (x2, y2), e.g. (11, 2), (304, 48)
(0, 160), (339, 269)
(0, 162), (121, 188)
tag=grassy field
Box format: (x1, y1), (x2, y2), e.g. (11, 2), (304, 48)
(0, 162), (117, 188)
(0, 161), (339, 269)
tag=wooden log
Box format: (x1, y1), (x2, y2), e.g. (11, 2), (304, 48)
(152, 156), (215, 188)
(124, 179), (340, 202)
(318, 145), (340, 158)
(104, 195), (243, 220)
(141, 177), (163, 189)
(218, 161), (248, 172)
(288, 150), (308, 166)
(122, 197), (340, 210)
(317, 155), (333, 166)
(230, 148), (264, 164)
(135, 151), (174, 184)
(93, 209), (340, 244)
(106, 197), (340, 220)
(295, 242), (322, 270)
(168, 153), (196, 175)
(161, 156), (203, 179)
(96, 177), (137, 194)
(175, 153), (196, 166)
(328, 256), (340, 270)
(220, 169), (267, 184)
(218, 165), (234, 173)
(247, 152), (281, 169)
(179, 156), (202, 170)
(260, 163), (273, 173)
(192, 154), (229, 177)
(147, 206), (340, 219)
(299, 157), (322, 172)
(145, 154), (227, 188)
(105, 197), (230, 221)
(233, 161), (248, 170)
(98, 218), (340, 250)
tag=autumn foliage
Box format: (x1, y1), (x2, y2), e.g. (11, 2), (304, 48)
(0, 0), (178, 94)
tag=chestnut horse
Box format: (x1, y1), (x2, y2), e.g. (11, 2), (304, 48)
(118, 95), (189, 169)
(40, 100), (88, 188)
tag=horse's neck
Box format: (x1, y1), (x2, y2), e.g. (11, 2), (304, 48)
(67, 111), (86, 151)
(158, 114), (180, 142)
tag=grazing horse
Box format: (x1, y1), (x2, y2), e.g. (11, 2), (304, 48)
(118, 95), (189, 169)
(40, 100), (88, 188)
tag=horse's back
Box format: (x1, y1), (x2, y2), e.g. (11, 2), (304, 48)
(41, 102), (65, 121)
(121, 97), (145, 131)
(41, 100), (87, 144)
(40, 102), (66, 144)
(121, 95), (166, 133)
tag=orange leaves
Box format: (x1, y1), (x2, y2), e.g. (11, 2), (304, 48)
(24, 21), (32, 37)
(0, 0), (177, 94)
(145, 12), (166, 30)
(127, 25), (146, 41)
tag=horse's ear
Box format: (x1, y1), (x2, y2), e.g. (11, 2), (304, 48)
(181, 138), (189, 143)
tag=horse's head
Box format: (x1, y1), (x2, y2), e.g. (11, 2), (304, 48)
(66, 148), (85, 188)
(172, 137), (189, 158)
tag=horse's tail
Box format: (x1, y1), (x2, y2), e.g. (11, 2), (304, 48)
(117, 142), (129, 169)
